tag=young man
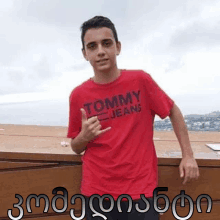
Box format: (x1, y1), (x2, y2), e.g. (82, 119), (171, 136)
(67, 16), (199, 220)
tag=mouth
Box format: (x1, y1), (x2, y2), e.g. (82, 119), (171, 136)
(97, 59), (108, 63)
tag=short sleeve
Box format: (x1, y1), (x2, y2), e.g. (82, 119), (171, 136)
(67, 89), (82, 139)
(142, 71), (174, 119)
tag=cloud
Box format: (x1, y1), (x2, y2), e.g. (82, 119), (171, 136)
(11, 0), (127, 28)
(0, 57), (60, 95)
(173, 90), (220, 115)
(65, 61), (90, 72)
(7, 69), (25, 83)
(0, 68), (33, 95)
(1, 0), (219, 94)
(0, 0), (219, 126)
(169, 20), (220, 51)
(164, 56), (184, 73)
(31, 56), (54, 79)
(10, 0), (206, 44)
(0, 100), (41, 106)
(0, 22), (31, 65)
(0, 99), (69, 126)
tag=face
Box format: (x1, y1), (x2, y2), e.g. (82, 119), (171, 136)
(82, 27), (121, 73)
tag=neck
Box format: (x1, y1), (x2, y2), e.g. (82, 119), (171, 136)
(92, 65), (121, 84)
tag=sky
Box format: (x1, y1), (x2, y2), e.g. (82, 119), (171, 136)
(0, 0), (220, 126)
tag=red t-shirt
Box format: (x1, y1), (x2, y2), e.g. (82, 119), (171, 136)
(67, 69), (174, 201)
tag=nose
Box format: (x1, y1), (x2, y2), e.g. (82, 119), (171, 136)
(97, 44), (105, 55)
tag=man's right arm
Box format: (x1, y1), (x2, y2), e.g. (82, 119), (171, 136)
(71, 132), (89, 154)
(70, 108), (111, 154)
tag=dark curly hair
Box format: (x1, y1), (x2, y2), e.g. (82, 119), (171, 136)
(80, 16), (119, 50)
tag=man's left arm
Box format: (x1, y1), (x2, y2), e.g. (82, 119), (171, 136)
(169, 103), (200, 184)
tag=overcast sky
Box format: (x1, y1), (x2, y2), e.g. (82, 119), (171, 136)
(0, 0), (220, 126)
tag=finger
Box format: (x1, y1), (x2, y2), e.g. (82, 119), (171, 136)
(81, 108), (87, 123)
(190, 163), (197, 180)
(196, 168), (200, 179)
(193, 161), (200, 179)
(194, 166), (199, 180)
(87, 115), (99, 124)
(182, 174), (188, 185)
(93, 124), (102, 133)
(183, 168), (190, 184)
(187, 166), (192, 177)
(181, 168), (187, 184)
(192, 166), (197, 180)
(189, 167), (194, 181)
(179, 165), (184, 178)
(91, 121), (101, 130)
(97, 127), (111, 135)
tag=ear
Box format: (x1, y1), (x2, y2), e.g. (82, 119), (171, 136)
(116, 41), (121, 56)
(82, 48), (88, 61)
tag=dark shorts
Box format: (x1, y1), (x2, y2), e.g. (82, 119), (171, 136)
(85, 196), (159, 220)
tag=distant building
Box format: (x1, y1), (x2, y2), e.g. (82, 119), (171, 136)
(154, 111), (220, 132)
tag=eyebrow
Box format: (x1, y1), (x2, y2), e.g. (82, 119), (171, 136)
(86, 38), (113, 47)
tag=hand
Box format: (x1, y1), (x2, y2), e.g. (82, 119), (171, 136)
(179, 156), (200, 185)
(80, 108), (111, 142)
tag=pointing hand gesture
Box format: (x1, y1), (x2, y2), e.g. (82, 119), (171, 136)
(80, 108), (111, 142)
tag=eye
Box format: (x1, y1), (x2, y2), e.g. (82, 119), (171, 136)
(88, 44), (96, 49)
(103, 41), (112, 47)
